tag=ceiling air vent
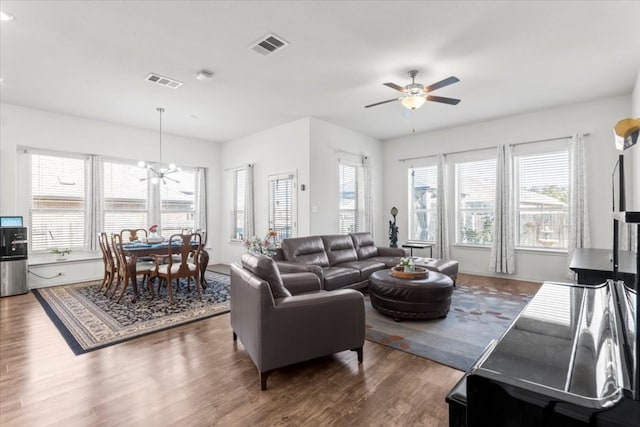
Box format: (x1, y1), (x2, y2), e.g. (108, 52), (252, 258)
(145, 73), (183, 89)
(250, 33), (289, 56)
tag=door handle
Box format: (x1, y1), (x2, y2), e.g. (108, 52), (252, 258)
(11, 240), (28, 245)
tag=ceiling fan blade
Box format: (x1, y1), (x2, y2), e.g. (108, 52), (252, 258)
(383, 82), (405, 92)
(424, 76), (459, 93)
(426, 95), (461, 105)
(364, 98), (399, 108)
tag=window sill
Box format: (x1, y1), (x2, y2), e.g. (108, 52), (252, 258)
(29, 252), (102, 266)
(453, 244), (567, 255)
(514, 247), (568, 255)
(453, 244), (492, 250)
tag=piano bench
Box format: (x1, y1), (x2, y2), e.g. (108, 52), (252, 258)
(445, 374), (468, 427)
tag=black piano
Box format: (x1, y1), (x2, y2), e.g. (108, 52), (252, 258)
(447, 215), (638, 426)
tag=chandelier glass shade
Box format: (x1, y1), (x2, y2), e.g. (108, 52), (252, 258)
(138, 107), (180, 184)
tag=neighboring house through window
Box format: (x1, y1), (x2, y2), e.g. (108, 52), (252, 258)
(160, 168), (196, 236)
(103, 160), (148, 234)
(455, 157), (497, 245)
(24, 149), (203, 253)
(515, 148), (569, 249)
(408, 165), (437, 241)
(29, 153), (86, 251)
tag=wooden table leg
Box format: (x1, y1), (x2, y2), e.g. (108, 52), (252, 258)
(128, 254), (139, 303)
(199, 250), (209, 289)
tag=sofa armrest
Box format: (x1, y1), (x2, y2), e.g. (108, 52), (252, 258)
(377, 247), (407, 257)
(281, 272), (322, 295)
(276, 261), (324, 281)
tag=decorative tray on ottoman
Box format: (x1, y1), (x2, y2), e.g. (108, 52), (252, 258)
(390, 266), (428, 280)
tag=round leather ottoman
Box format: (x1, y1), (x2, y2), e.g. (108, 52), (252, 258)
(369, 269), (454, 320)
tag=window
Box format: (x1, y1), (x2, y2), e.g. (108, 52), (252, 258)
(455, 158), (496, 245)
(268, 173), (295, 242)
(103, 160), (148, 234)
(408, 166), (437, 241)
(160, 169), (196, 236)
(30, 153), (86, 252)
(339, 162), (359, 234)
(232, 169), (246, 240)
(515, 150), (568, 249)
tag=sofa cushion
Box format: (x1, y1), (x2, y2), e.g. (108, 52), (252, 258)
(322, 267), (362, 291)
(281, 236), (330, 267)
(322, 235), (358, 266)
(334, 260), (386, 281)
(350, 232), (378, 260)
(241, 252), (292, 299)
(367, 256), (402, 268)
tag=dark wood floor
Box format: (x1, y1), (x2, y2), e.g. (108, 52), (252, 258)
(0, 273), (539, 426)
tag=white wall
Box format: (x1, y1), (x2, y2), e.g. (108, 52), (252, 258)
(309, 118), (384, 238)
(219, 116), (384, 265)
(382, 95), (631, 282)
(0, 103), (221, 287)
(219, 118), (311, 264)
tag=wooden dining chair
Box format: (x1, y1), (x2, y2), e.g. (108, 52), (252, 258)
(154, 232), (202, 304)
(120, 228), (154, 262)
(98, 232), (117, 295)
(120, 228), (147, 242)
(110, 233), (156, 303)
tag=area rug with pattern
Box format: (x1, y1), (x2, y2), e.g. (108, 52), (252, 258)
(364, 283), (534, 371)
(32, 271), (230, 355)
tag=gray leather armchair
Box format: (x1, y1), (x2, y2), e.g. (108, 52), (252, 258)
(231, 252), (365, 390)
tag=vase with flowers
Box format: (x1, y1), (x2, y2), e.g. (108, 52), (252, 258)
(244, 229), (278, 257)
(398, 257), (415, 272)
(147, 224), (163, 243)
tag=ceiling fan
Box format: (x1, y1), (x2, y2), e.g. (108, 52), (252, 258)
(365, 70), (461, 111)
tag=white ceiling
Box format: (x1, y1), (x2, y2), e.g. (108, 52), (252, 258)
(1, 1), (639, 143)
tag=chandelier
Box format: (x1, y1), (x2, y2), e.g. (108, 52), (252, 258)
(138, 107), (180, 184)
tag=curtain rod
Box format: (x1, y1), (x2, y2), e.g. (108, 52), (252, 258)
(223, 163), (253, 172)
(335, 148), (368, 158)
(398, 132), (590, 163)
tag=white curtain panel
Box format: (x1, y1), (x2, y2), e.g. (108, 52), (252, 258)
(363, 155), (373, 235)
(568, 133), (591, 278)
(435, 154), (449, 259)
(244, 164), (255, 239)
(84, 155), (103, 251)
(489, 144), (515, 274)
(194, 167), (207, 235)
(621, 223), (638, 251)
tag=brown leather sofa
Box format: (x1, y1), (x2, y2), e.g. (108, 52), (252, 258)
(273, 232), (406, 291)
(230, 252), (365, 390)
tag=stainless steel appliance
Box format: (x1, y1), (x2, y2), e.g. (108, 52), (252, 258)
(0, 225), (28, 297)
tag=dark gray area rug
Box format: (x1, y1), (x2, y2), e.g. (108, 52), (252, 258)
(364, 283), (533, 371)
(33, 271), (230, 355)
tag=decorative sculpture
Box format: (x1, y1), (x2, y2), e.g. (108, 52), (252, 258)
(389, 206), (399, 248)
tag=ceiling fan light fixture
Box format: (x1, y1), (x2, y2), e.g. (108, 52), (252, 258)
(401, 95), (426, 110)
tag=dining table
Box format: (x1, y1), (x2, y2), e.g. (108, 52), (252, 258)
(121, 241), (209, 302)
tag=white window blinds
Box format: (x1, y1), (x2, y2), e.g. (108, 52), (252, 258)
(515, 150), (569, 248)
(455, 158), (496, 245)
(30, 153), (86, 251)
(268, 174), (294, 242)
(232, 169), (246, 240)
(103, 160), (148, 234)
(408, 166), (437, 241)
(339, 163), (358, 234)
(160, 169), (196, 236)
